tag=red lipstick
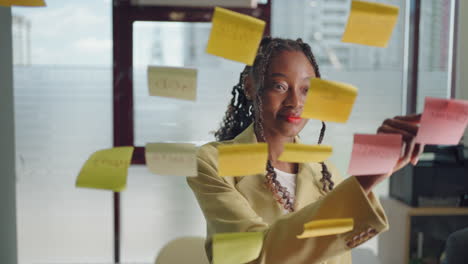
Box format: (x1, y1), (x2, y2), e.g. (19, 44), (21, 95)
(286, 116), (302, 123)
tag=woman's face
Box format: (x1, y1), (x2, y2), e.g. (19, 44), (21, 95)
(257, 50), (316, 138)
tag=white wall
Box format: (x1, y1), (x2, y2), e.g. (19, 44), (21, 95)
(0, 6), (18, 264)
(457, 0), (468, 145)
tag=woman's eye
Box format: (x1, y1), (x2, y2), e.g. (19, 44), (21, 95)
(273, 83), (287, 91)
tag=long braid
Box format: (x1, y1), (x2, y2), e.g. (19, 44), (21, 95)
(254, 90), (295, 211)
(318, 121), (334, 191)
(215, 37), (335, 212)
(214, 67), (253, 141)
(252, 38), (296, 211)
(297, 38), (334, 192)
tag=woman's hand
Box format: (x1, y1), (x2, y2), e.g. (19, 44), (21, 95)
(354, 114), (424, 194)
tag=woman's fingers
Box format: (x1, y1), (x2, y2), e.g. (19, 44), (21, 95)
(400, 141), (407, 158)
(410, 143), (425, 165)
(378, 115), (422, 169)
(378, 123), (414, 170)
(383, 114), (424, 166)
(395, 138), (416, 171)
(382, 118), (419, 135)
(377, 124), (414, 141)
(394, 113), (422, 123)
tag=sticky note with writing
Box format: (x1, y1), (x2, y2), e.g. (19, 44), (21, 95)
(147, 66), (197, 101)
(0, 0), (46, 6)
(278, 143), (333, 163)
(347, 134), (402, 176)
(145, 143), (197, 176)
(213, 232), (263, 264)
(76, 146), (134, 192)
(301, 78), (358, 123)
(341, 0), (399, 47)
(206, 7), (265, 65)
(297, 218), (354, 239)
(217, 143), (268, 177)
(416, 97), (468, 145)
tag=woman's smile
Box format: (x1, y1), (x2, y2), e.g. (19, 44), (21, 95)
(285, 116), (302, 123)
(278, 112), (303, 124)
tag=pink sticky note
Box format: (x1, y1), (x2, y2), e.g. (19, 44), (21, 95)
(416, 97), (468, 145)
(348, 134), (403, 176)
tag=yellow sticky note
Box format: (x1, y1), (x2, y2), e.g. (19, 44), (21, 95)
(278, 143), (333, 163)
(301, 78), (358, 123)
(206, 7), (266, 65)
(217, 143), (268, 177)
(297, 218), (354, 239)
(147, 66), (197, 101)
(341, 0), (399, 47)
(75, 147), (134, 192)
(0, 0), (46, 6)
(145, 143), (197, 177)
(213, 232), (263, 264)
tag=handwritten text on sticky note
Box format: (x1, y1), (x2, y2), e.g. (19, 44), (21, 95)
(278, 143), (333, 163)
(147, 66), (197, 101)
(301, 78), (358, 123)
(415, 97), (468, 145)
(145, 143), (197, 177)
(75, 146), (134, 192)
(206, 7), (265, 65)
(297, 218), (354, 239)
(341, 0), (399, 47)
(217, 143), (268, 177)
(213, 232), (263, 264)
(347, 134), (402, 176)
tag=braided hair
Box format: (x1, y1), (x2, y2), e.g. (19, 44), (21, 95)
(215, 37), (334, 211)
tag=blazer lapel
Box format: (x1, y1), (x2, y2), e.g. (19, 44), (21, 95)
(232, 124), (284, 221)
(231, 124), (326, 215)
(294, 162), (327, 210)
(232, 123), (257, 145)
(292, 136), (327, 210)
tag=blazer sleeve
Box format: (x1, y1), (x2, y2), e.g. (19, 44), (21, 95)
(187, 143), (389, 264)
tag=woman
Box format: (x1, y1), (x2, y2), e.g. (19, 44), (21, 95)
(187, 37), (422, 264)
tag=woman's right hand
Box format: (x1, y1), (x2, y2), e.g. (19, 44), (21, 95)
(354, 114), (424, 195)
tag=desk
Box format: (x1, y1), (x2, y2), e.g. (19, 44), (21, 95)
(378, 197), (468, 264)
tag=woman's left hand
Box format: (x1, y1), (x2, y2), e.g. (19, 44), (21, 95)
(354, 114), (424, 194)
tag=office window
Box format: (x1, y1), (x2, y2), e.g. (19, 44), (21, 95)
(133, 22), (243, 146)
(124, 21), (242, 262)
(417, 0), (456, 111)
(12, 1), (113, 263)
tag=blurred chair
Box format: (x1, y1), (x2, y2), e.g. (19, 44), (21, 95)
(155, 236), (209, 264)
(441, 227), (468, 264)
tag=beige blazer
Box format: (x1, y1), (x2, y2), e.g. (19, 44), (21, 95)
(187, 124), (389, 264)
